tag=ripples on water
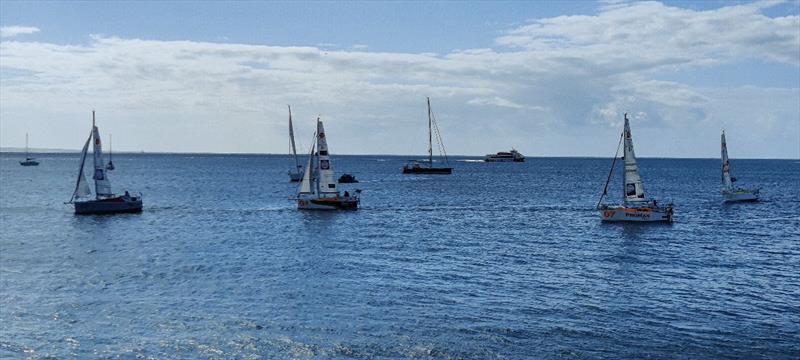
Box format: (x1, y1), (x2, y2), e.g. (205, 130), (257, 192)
(1, 154), (799, 358)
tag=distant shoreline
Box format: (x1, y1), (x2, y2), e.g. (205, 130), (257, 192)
(0, 149), (796, 161)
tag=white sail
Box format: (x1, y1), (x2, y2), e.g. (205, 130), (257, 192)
(315, 119), (337, 195)
(91, 112), (113, 197)
(289, 105), (299, 167)
(298, 141), (315, 195)
(721, 131), (733, 191)
(622, 114), (647, 204)
(72, 131), (93, 200)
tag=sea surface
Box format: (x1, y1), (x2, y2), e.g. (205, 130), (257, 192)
(1, 153), (799, 359)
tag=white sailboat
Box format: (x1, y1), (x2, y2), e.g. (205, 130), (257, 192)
(296, 117), (360, 210)
(287, 105), (303, 182)
(597, 113), (673, 222)
(68, 111), (142, 215)
(19, 133), (39, 166)
(721, 130), (759, 202)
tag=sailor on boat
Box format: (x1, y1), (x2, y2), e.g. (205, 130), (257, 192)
(596, 113), (673, 222)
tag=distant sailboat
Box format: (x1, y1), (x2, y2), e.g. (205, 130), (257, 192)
(721, 130), (759, 202)
(296, 117), (360, 210)
(19, 133), (39, 166)
(597, 113), (673, 222)
(287, 105), (303, 182)
(403, 97), (452, 174)
(68, 111), (142, 215)
(106, 133), (115, 170)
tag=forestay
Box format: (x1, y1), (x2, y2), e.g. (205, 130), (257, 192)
(623, 115), (647, 204)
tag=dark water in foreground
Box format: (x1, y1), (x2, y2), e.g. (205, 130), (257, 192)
(1, 153), (799, 359)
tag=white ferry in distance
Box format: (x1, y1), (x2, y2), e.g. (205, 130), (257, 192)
(484, 149), (525, 162)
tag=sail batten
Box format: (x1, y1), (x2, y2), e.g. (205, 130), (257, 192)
(622, 114), (647, 204)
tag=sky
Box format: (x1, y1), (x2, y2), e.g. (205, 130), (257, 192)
(1, 0), (798, 158)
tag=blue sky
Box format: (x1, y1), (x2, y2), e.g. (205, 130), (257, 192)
(1, 0), (799, 158)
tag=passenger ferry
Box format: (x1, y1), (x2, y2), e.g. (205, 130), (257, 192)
(484, 149), (525, 162)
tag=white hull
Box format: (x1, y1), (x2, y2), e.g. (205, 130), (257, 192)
(599, 204), (673, 222)
(722, 189), (759, 202)
(484, 157), (520, 162)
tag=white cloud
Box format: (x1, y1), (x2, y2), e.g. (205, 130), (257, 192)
(0, 2), (797, 158)
(0, 26), (40, 38)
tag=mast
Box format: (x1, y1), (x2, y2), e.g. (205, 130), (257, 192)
(108, 134), (112, 162)
(288, 105), (299, 169)
(25, 133), (29, 159)
(427, 97), (433, 166)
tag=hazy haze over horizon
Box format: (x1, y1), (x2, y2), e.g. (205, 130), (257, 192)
(1, 0), (798, 158)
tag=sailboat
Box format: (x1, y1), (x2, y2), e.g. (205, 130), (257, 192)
(287, 105), (303, 182)
(296, 117), (360, 210)
(19, 133), (39, 166)
(402, 97), (452, 174)
(67, 111), (143, 215)
(721, 130), (759, 202)
(597, 113), (673, 222)
(106, 133), (115, 170)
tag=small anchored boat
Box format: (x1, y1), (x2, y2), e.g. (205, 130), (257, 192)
(338, 173), (358, 183)
(67, 111), (142, 215)
(403, 97), (452, 174)
(485, 149), (525, 162)
(19, 133), (39, 166)
(597, 113), (673, 222)
(287, 105), (304, 182)
(296, 117), (360, 210)
(721, 130), (759, 202)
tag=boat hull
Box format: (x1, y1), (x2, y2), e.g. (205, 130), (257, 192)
(484, 157), (524, 162)
(75, 195), (143, 215)
(19, 160), (39, 166)
(298, 196), (359, 210)
(402, 167), (452, 174)
(722, 189), (759, 202)
(599, 204), (673, 222)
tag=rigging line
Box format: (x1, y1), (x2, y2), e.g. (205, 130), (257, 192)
(431, 111), (449, 164)
(596, 131), (624, 209)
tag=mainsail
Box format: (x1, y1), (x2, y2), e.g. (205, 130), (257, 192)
(315, 119), (337, 195)
(721, 131), (733, 191)
(622, 114), (647, 204)
(91, 112), (113, 197)
(288, 105), (299, 169)
(71, 131), (93, 201)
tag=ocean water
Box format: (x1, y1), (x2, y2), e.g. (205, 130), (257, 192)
(1, 153), (799, 359)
